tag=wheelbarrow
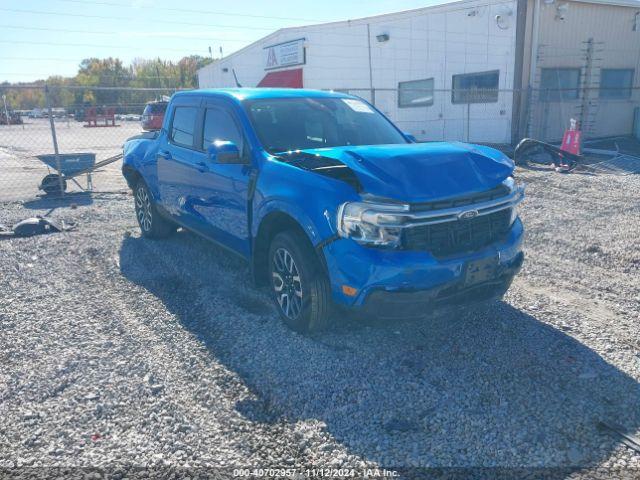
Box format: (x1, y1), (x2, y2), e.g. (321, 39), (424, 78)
(36, 152), (123, 195)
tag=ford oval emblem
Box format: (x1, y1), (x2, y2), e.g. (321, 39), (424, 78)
(458, 209), (479, 220)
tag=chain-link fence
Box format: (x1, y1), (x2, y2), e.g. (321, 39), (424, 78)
(341, 87), (640, 145)
(340, 88), (520, 145)
(526, 87), (640, 143)
(1, 84), (638, 203)
(0, 85), (181, 203)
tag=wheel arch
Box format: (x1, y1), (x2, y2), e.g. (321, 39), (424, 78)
(252, 211), (328, 287)
(122, 164), (143, 190)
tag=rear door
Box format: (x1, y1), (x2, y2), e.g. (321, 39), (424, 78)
(190, 99), (254, 256)
(157, 96), (201, 222)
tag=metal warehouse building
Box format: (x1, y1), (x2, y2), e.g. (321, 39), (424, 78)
(198, 0), (640, 145)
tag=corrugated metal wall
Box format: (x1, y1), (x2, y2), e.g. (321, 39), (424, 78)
(529, 1), (640, 140)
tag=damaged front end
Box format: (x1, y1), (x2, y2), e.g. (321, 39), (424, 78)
(273, 151), (363, 192)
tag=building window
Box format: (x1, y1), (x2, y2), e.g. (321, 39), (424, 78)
(540, 68), (581, 101)
(398, 78), (434, 107)
(600, 69), (634, 99)
(452, 70), (499, 104)
(170, 107), (198, 148)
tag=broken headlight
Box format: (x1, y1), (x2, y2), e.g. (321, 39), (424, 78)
(336, 201), (408, 248)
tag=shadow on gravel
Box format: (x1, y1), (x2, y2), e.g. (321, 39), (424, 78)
(22, 192), (94, 211)
(119, 232), (640, 471)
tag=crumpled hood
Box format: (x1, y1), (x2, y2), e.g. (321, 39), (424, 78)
(296, 142), (514, 203)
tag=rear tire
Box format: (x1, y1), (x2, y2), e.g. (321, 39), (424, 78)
(268, 231), (331, 333)
(134, 181), (175, 239)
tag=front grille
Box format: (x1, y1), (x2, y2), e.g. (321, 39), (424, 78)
(403, 199), (512, 257)
(410, 184), (510, 212)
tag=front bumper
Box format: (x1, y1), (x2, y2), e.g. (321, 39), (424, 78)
(360, 252), (523, 319)
(321, 218), (524, 312)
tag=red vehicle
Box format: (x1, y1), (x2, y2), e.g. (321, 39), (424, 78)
(141, 101), (167, 131)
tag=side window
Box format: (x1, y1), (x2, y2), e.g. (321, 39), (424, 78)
(540, 68), (581, 101)
(170, 106), (198, 148)
(398, 78), (434, 107)
(452, 70), (499, 104)
(202, 107), (244, 154)
(600, 69), (634, 99)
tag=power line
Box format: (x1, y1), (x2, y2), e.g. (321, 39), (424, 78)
(0, 72), (201, 80)
(0, 24), (250, 43)
(0, 56), (80, 63)
(1, 84), (187, 91)
(0, 7), (469, 41)
(0, 7), (282, 31)
(0, 39), (209, 54)
(47, 0), (325, 22)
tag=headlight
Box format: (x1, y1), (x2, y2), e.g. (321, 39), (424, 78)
(502, 176), (521, 226)
(337, 201), (408, 248)
(502, 176), (515, 192)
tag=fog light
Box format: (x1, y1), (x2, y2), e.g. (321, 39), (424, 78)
(342, 285), (358, 297)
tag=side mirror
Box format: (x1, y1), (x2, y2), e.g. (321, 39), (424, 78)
(207, 140), (244, 164)
(403, 132), (417, 143)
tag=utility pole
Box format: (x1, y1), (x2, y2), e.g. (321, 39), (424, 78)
(578, 38), (594, 132)
(2, 94), (9, 125)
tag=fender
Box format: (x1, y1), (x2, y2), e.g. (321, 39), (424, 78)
(122, 135), (162, 200)
(253, 198), (336, 247)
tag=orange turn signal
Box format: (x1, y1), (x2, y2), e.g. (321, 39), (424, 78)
(342, 285), (358, 297)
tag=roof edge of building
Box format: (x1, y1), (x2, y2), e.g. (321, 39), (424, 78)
(197, 0), (640, 76)
(569, 0), (640, 7)
(197, 0), (514, 75)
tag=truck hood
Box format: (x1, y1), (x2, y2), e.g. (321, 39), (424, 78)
(289, 142), (514, 203)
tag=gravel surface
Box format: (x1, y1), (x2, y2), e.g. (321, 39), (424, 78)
(0, 167), (639, 478)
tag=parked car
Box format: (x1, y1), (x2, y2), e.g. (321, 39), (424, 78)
(29, 108), (44, 119)
(0, 110), (24, 125)
(141, 101), (167, 130)
(122, 89), (525, 332)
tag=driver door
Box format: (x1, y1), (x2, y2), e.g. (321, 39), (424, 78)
(190, 101), (253, 257)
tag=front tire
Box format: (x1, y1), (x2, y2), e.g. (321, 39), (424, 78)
(268, 231), (331, 332)
(134, 181), (175, 239)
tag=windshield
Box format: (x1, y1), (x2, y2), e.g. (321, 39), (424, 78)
(244, 97), (408, 154)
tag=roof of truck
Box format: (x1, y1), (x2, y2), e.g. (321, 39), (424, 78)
(173, 88), (354, 102)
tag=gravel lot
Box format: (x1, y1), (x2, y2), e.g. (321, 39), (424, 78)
(0, 166), (639, 478)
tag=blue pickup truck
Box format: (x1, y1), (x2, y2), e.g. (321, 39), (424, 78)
(122, 89), (524, 332)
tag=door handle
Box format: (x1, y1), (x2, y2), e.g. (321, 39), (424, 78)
(158, 150), (172, 160)
(195, 161), (208, 173)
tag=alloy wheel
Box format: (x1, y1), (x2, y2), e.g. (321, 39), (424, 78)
(135, 186), (153, 232)
(272, 247), (303, 320)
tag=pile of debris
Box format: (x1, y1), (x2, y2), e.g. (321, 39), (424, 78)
(0, 216), (75, 239)
(514, 119), (640, 176)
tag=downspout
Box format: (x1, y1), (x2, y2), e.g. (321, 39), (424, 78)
(366, 23), (375, 106)
(511, 0), (529, 144)
(529, 0), (541, 89)
(524, 0), (542, 139)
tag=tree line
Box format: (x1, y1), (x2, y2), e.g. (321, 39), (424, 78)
(0, 56), (214, 112)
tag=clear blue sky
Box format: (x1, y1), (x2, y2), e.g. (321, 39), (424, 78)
(1, 0), (447, 83)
